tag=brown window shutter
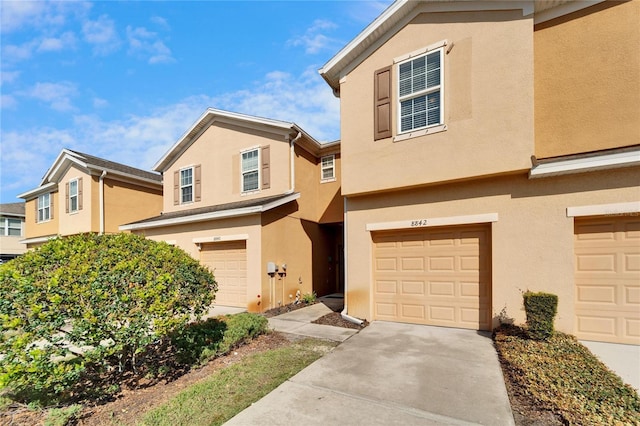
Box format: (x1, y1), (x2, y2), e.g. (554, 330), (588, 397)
(35, 198), (39, 223)
(194, 165), (202, 202)
(173, 170), (179, 205)
(78, 177), (83, 210)
(50, 193), (54, 220)
(374, 65), (392, 140)
(261, 145), (270, 189)
(65, 182), (70, 213)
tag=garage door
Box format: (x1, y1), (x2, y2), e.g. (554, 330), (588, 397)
(372, 224), (491, 330)
(200, 240), (247, 308)
(574, 216), (640, 344)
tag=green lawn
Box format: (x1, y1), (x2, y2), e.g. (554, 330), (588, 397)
(142, 338), (336, 426)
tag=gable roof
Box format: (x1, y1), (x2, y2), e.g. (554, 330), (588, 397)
(0, 202), (25, 217)
(319, 0), (601, 92)
(153, 108), (326, 172)
(18, 149), (161, 200)
(120, 192), (300, 231)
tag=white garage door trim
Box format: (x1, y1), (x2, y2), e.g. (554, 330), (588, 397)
(366, 213), (498, 232)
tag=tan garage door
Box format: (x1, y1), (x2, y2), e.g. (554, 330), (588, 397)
(372, 224), (492, 330)
(574, 216), (640, 344)
(201, 240), (247, 308)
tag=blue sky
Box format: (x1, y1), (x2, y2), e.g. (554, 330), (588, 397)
(0, 0), (392, 203)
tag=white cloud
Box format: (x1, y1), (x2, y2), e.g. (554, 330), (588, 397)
(0, 1), (91, 34)
(287, 19), (340, 55)
(37, 31), (77, 52)
(150, 16), (170, 29)
(83, 14), (120, 55)
(93, 97), (109, 108)
(126, 25), (174, 64)
(24, 81), (78, 112)
(2, 40), (37, 62)
(0, 70), (20, 85)
(1, 94), (17, 109)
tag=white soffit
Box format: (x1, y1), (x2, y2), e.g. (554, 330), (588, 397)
(529, 149), (640, 178)
(366, 213), (499, 232)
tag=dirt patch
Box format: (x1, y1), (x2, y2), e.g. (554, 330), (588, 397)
(312, 312), (369, 329)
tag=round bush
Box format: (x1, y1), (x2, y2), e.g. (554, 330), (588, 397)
(0, 233), (217, 403)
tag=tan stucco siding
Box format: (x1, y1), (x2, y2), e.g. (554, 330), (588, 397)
(24, 193), (59, 240)
(162, 122), (292, 214)
(58, 167), (92, 237)
(0, 235), (26, 255)
(133, 216), (262, 311)
(293, 146), (343, 224)
(261, 205), (315, 310)
(102, 178), (162, 234)
(340, 10), (534, 196)
(534, 1), (640, 158)
(344, 166), (640, 333)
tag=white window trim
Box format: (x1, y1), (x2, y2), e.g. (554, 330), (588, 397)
(38, 193), (51, 223)
(394, 39), (446, 139)
(241, 147), (261, 194)
(321, 154), (336, 183)
(69, 178), (79, 214)
(0, 217), (23, 237)
(180, 166), (194, 205)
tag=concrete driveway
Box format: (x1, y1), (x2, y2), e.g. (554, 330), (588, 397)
(226, 321), (514, 425)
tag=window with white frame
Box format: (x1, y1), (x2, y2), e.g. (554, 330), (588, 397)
(398, 48), (443, 133)
(69, 179), (79, 212)
(241, 148), (259, 192)
(0, 217), (22, 236)
(321, 155), (335, 181)
(38, 193), (51, 222)
(180, 167), (193, 204)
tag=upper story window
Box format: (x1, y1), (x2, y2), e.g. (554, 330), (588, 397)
(241, 148), (260, 192)
(173, 165), (200, 206)
(321, 155), (335, 182)
(37, 193), (51, 222)
(180, 167), (193, 203)
(0, 217), (22, 236)
(398, 47), (443, 133)
(69, 179), (79, 212)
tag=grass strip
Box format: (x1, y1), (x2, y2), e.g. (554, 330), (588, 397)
(494, 325), (640, 425)
(142, 338), (336, 426)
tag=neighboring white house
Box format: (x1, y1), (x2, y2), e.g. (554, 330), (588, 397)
(0, 202), (26, 262)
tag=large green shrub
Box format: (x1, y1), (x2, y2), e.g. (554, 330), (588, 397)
(523, 291), (558, 340)
(0, 233), (217, 403)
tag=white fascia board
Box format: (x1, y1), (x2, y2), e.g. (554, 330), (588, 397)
(20, 235), (57, 245)
(366, 213), (499, 232)
(17, 182), (58, 200)
(567, 201), (640, 218)
(529, 149), (640, 178)
(120, 193), (300, 231)
(534, 1), (606, 24)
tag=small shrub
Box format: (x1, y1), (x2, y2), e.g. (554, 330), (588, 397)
(523, 291), (558, 340)
(301, 292), (316, 304)
(44, 404), (83, 426)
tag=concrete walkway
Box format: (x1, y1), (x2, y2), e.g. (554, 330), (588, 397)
(267, 302), (359, 342)
(581, 340), (640, 392)
(226, 321), (515, 425)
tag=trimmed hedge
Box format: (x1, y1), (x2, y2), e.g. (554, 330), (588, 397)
(523, 291), (558, 340)
(0, 233), (217, 403)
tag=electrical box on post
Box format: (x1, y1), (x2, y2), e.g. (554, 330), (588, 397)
(267, 262), (277, 274)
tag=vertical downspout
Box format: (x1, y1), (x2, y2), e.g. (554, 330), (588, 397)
(99, 171), (107, 235)
(288, 132), (301, 193)
(341, 197), (363, 325)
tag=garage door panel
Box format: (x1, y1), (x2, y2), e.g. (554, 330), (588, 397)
(575, 216), (640, 344)
(372, 224), (491, 331)
(200, 241), (247, 308)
